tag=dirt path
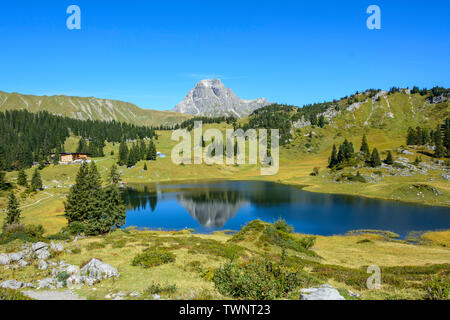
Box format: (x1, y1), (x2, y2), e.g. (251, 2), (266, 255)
(22, 290), (86, 300)
(19, 192), (54, 210)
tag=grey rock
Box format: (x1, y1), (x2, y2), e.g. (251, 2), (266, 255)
(300, 284), (346, 301)
(32, 242), (48, 252)
(0, 253), (11, 265)
(80, 259), (119, 280)
(441, 173), (450, 181)
(37, 278), (55, 290)
(38, 260), (48, 270)
(153, 294), (161, 300)
(18, 259), (28, 267)
(50, 242), (64, 252)
(173, 79), (270, 118)
(130, 291), (141, 297)
(1, 280), (23, 290)
(8, 252), (24, 262)
(35, 249), (51, 260)
(348, 290), (360, 298)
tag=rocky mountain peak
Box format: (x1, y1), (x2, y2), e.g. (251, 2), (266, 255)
(173, 79), (270, 118)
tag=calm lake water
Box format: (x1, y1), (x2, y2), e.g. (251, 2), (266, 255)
(122, 181), (450, 236)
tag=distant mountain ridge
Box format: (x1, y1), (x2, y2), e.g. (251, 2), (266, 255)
(0, 91), (191, 127)
(173, 79), (270, 118)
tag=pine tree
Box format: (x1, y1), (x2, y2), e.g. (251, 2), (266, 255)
(108, 164), (121, 185)
(146, 141), (157, 161)
(31, 169), (43, 191)
(328, 144), (338, 168)
(76, 138), (88, 154)
(406, 127), (417, 146)
(143, 163), (148, 171)
(65, 162), (90, 223)
(17, 169), (28, 187)
(118, 139), (129, 166)
(85, 165), (126, 235)
(434, 124), (445, 158)
(5, 192), (21, 226)
(0, 170), (6, 191)
(370, 148), (382, 167)
(385, 151), (394, 165)
(360, 134), (370, 159)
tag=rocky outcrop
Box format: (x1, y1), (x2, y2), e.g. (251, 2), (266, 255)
(173, 79), (270, 118)
(80, 259), (119, 280)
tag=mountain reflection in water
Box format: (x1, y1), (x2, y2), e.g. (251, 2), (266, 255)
(122, 181), (450, 236)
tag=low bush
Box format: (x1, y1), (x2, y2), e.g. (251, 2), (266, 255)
(132, 247), (175, 268)
(145, 282), (177, 296)
(0, 288), (32, 300)
(0, 224), (45, 244)
(86, 242), (106, 250)
(424, 276), (450, 300)
(213, 259), (305, 300)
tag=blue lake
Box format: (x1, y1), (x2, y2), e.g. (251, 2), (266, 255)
(122, 180), (450, 236)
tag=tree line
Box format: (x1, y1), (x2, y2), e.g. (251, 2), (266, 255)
(0, 110), (157, 171)
(406, 118), (450, 158)
(328, 134), (390, 169)
(118, 139), (157, 167)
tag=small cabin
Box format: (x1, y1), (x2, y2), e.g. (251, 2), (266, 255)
(58, 153), (91, 164)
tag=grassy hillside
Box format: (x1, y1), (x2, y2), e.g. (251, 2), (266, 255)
(0, 91), (191, 127)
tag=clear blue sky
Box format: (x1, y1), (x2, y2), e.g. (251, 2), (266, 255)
(0, 0), (448, 110)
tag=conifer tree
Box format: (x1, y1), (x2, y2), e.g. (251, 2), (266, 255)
(65, 162), (90, 223)
(76, 138), (88, 154)
(328, 144), (338, 168)
(5, 192), (21, 226)
(85, 165), (126, 235)
(31, 169), (43, 191)
(17, 169), (28, 187)
(0, 170), (6, 191)
(118, 139), (129, 166)
(370, 148), (382, 167)
(360, 134), (370, 159)
(385, 151), (394, 165)
(434, 124), (445, 158)
(143, 163), (148, 171)
(108, 164), (121, 185)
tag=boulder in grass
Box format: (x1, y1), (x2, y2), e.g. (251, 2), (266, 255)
(0, 253), (11, 266)
(37, 278), (56, 290)
(38, 260), (48, 270)
(8, 252), (24, 262)
(50, 242), (64, 252)
(1, 280), (23, 290)
(80, 259), (119, 280)
(32, 242), (48, 252)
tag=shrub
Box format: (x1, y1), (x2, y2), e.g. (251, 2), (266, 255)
(260, 224), (316, 255)
(273, 219), (294, 234)
(424, 277), (450, 300)
(0, 224), (45, 244)
(145, 282), (177, 296)
(132, 248), (175, 268)
(86, 242), (106, 250)
(213, 259), (304, 300)
(57, 271), (70, 286)
(0, 288), (32, 300)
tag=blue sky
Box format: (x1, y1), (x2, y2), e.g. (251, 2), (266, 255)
(0, 0), (448, 110)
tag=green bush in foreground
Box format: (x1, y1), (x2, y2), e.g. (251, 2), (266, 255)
(132, 248), (175, 268)
(424, 277), (450, 300)
(213, 259), (304, 300)
(0, 288), (32, 300)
